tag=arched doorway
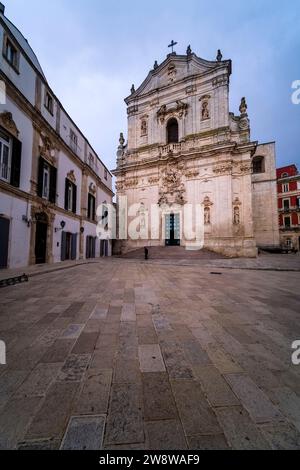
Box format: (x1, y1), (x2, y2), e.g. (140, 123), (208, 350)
(35, 213), (48, 264)
(167, 118), (179, 144)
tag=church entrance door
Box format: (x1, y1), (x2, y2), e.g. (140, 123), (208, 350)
(165, 214), (180, 246)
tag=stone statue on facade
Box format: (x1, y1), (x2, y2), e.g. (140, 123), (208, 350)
(204, 207), (211, 225)
(239, 97), (248, 115)
(217, 49), (223, 61)
(202, 101), (210, 120)
(233, 206), (240, 225)
(186, 45), (192, 56)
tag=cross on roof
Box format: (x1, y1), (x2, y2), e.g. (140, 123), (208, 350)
(168, 40), (178, 53)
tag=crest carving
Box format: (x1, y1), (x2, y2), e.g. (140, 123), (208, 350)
(67, 170), (76, 183)
(157, 100), (188, 124)
(158, 161), (186, 206)
(40, 133), (56, 165)
(0, 111), (19, 138)
(213, 163), (232, 175)
(89, 182), (96, 195)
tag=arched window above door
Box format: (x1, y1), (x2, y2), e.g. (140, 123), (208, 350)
(166, 118), (179, 144)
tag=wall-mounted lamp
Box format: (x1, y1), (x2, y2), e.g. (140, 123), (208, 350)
(80, 227), (85, 234)
(22, 215), (33, 227)
(55, 221), (66, 233)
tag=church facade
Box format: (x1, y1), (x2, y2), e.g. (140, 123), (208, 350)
(113, 47), (279, 257)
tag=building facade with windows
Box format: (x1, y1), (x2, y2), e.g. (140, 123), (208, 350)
(0, 5), (113, 269)
(113, 48), (279, 257)
(277, 164), (300, 251)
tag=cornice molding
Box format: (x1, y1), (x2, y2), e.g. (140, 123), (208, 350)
(0, 71), (114, 197)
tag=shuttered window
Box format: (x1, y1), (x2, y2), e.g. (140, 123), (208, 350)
(37, 156), (57, 203)
(64, 179), (77, 214)
(88, 193), (96, 221)
(0, 128), (22, 188)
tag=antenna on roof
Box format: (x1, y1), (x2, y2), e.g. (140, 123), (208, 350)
(0, 3), (5, 15)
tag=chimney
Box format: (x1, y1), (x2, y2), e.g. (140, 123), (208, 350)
(0, 3), (5, 15)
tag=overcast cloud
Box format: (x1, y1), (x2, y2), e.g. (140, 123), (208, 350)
(7, 0), (300, 172)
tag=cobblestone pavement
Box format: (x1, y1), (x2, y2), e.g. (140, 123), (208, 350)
(0, 259), (300, 450)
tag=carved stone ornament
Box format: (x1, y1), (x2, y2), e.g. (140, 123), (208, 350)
(39, 133), (56, 165)
(148, 177), (159, 185)
(202, 196), (214, 207)
(239, 163), (252, 174)
(239, 116), (250, 131)
(233, 206), (241, 225)
(185, 170), (200, 179)
(233, 197), (242, 206)
(167, 63), (177, 82)
(125, 179), (138, 189)
(67, 170), (76, 184)
(213, 163), (232, 175)
(158, 161), (186, 206)
(239, 97), (248, 115)
(157, 100), (188, 124)
(212, 75), (228, 88)
(116, 182), (124, 191)
(140, 117), (148, 137)
(0, 111), (19, 138)
(89, 182), (96, 195)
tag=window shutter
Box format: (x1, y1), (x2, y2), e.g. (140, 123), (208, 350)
(49, 166), (57, 204)
(92, 197), (96, 221)
(61, 231), (67, 261)
(10, 137), (22, 188)
(87, 194), (91, 219)
(64, 179), (69, 210)
(72, 183), (77, 214)
(71, 233), (77, 260)
(37, 157), (44, 197)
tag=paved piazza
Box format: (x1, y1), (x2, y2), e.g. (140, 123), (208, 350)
(0, 258), (300, 450)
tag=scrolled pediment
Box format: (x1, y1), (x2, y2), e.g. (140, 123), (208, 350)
(0, 111), (19, 138)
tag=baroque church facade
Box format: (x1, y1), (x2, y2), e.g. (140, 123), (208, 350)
(113, 46), (279, 257)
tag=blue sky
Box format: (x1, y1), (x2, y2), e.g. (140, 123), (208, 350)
(7, 0), (300, 171)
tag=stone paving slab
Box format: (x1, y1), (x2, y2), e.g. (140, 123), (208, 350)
(0, 259), (300, 449)
(104, 382), (144, 446)
(60, 416), (105, 450)
(138, 344), (166, 373)
(145, 419), (187, 450)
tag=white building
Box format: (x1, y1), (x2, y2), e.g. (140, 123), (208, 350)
(113, 47), (279, 257)
(0, 4), (113, 269)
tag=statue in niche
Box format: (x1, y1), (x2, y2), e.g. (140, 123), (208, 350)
(141, 120), (147, 136)
(204, 207), (211, 225)
(202, 100), (210, 120)
(233, 206), (240, 225)
(139, 204), (146, 229)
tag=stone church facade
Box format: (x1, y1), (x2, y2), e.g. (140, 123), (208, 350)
(113, 47), (279, 257)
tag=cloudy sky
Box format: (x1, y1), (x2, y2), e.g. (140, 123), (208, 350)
(7, 0), (300, 171)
